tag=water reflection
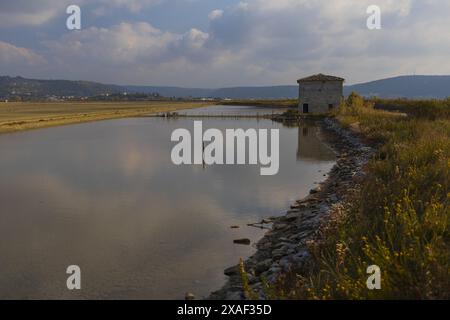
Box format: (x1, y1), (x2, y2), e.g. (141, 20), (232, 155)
(0, 111), (335, 299)
(297, 124), (335, 161)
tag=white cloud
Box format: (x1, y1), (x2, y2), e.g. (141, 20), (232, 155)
(94, 0), (163, 15)
(0, 41), (47, 78)
(39, 22), (219, 84)
(44, 22), (179, 65)
(0, 0), (164, 26)
(106, 0), (162, 12)
(203, 0), (450, 84)
(0, 41), (45, 65)
(0, 0), (71, 27)
(208, 9), (224, 21)
(0, 10), (57, 27)
(3, 0), (450, 86)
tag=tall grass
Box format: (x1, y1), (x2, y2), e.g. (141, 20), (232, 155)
(372, 97), (450, 120)
(269, 94), (450, 299)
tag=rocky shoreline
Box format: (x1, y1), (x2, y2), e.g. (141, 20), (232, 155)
(208, 117), (374, 300)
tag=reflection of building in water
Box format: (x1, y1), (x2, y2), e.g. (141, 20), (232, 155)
(297, 125), (335, 161)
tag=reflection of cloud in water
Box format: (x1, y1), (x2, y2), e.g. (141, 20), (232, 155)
(0, 115), (335, 299)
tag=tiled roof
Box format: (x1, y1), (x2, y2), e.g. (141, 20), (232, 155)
(297, 74), (345, 82)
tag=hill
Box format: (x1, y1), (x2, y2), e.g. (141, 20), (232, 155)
(1, 75), (450, 100)
(124, 76), (450, 99)
(0, 76), (121, 99)
(344, 75), (450, 99)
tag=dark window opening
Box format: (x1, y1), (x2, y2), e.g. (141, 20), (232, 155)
(328, 104), (334, 110)
(302, 103), (309, 113)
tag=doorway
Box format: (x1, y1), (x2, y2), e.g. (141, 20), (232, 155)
(302, 103), (309, 113)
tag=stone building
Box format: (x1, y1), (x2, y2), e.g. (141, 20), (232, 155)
(297, 74), (345, 113)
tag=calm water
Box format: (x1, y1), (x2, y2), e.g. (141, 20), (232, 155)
(177, 104), (288, 116)
(0, 106), (335, 299)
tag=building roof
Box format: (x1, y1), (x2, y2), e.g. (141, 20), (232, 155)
(297, 74), (345, 83)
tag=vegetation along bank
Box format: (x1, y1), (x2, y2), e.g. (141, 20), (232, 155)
(211, 93), (449, 300)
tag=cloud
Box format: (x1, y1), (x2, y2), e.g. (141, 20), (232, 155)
(0, 41), (45, 65)
(208, 9), (224, 21)
(202, 0), (450, 84)
(45, 22), (177, 65)
(0, 41), (46, 78)
(92, 0), (163, 16)
(100, 0), (162, 12)
(3, 0), (450, 86)
(39, 22), (218, 84)
(44, 22), (213, 67)
(0, 0), (80, 27)
(0, 0), (164, 27)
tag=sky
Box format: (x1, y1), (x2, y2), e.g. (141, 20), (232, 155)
(1, 0), (450, 87)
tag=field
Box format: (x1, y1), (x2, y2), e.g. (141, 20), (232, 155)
(0, 101), (208, 134)
(220, 99), (297, 108)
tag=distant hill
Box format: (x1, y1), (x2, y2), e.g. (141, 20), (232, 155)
(0, 76), (121, 99)
(344, 75), (450, 99)
(123, 85), (298, 99)
(1, 75), (450, 100)
(126, 76), (450, 99)
(123, 86), (213, 98)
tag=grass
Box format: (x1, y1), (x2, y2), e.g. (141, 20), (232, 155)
(372, 97), (450, 120)
(0, 101), (208, 134)
(254, 93), (450, 299)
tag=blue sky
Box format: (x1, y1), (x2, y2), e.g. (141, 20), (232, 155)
(1, 0), (450, 87)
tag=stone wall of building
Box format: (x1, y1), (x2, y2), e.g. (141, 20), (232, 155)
(298, 80), (343, 113)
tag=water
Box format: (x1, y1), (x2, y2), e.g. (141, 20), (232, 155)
(177, 104), (288, 116)
(0, 106), (335, 299)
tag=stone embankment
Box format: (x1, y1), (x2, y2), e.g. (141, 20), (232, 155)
(209, 117), (374, 300)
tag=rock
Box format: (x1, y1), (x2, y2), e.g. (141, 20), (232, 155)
(247, 274), (259, 285)
(285, 211), (301, 221)
(292, 250), (309, 263)
(226, 291), (244, 300)
(279, 257), (292, 269)
(233, 238), (251, 245)
(328, 194), (338, 202)
(272, 247), (287, 259)
(273, 223), (289, 231)
(268, 266), (282, 275)
(257, 241), (272, 250)
(251, 282), (263, 291)
(255, 259), (272, 274)
(224, 265), (239, 276)
(185, 292), (195, 300)
(309, 186), (322, 194)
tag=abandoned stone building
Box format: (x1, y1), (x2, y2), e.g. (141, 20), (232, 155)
(297, 74), (345, 113)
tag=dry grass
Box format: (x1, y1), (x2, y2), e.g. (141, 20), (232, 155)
(0, 101), (208, 134)
(262, 94), (450, 299)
